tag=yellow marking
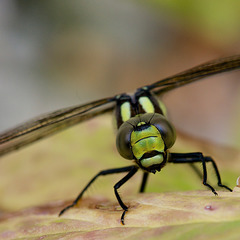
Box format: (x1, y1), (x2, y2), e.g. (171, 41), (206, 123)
(131, 125), (165, 160)
(137, 122), (146, 127)
(141, 154), (164, 168)
(120, 102), (131, 122)
(158, 100), (167, 117)
(139, 97), (154, 113)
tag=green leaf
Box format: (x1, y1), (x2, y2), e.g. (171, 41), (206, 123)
(1, 190), (240, 239)
(0, 116), (240, 239)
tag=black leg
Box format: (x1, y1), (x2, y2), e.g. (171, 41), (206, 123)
(114, 166), (138, 225)
(188, 159), (232, 191)
(205, 156), (232, 191)
(59, 165), (137, 217)
(139, 172), (149, 193)
(169, 152), (232, 194)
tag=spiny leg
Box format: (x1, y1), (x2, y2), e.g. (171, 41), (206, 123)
(188, 156), (232, 192)
(114, 166), (138, 225)
(139, 172), (149, 193)
(205, 156), (232, 191)
(168, 152), (232, 194)
(59, 165), (137, 217)
(169, 152), (216, 194)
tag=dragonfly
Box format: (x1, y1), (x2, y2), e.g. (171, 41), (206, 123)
(0, 55), (240, 224)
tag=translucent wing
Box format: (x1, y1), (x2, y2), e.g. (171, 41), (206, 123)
(1, 55), (240, 157)
(0, 97), (115, 157)
(145, 55), (240, 95)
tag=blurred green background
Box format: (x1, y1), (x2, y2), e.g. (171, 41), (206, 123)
(0, 0), (240, 212)
(0, 0), (240, 146)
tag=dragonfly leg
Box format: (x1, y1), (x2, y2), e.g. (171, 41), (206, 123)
(205, 156), (232, 191)
(59, 165), (137, 217)
(169, 152), (232, 194)
(113, 166), (138, 225)
(139, 172), (149, 193)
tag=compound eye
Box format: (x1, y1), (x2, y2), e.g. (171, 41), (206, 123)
(148, 114), (176, 149)
(116, 122), (134, 160)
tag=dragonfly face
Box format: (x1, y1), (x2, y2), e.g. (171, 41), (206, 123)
(116, 88), (176, 173)
(1, 55), (239, 224)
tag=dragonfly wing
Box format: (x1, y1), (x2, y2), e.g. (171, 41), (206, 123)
(1, 55), (240, 157)
(145, 55), (240, 95)
(0, 97), (115, 157)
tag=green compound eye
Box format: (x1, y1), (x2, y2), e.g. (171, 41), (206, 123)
(147, 113), (176, 149)
(116, 121), (135, 160)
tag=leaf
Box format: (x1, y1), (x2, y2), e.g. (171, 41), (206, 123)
(1, 190), (240, 240)
(0, 116), (240, 239)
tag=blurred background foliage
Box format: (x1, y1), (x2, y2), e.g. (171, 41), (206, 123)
(0, 0), (240, 145)
(0, 0), (240, 212)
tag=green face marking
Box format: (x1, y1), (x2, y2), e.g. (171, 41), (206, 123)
(141, 154), (164, 168)
(130, 124), (165, 164)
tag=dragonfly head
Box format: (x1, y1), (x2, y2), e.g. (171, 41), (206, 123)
(116, 113), (176, 173)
